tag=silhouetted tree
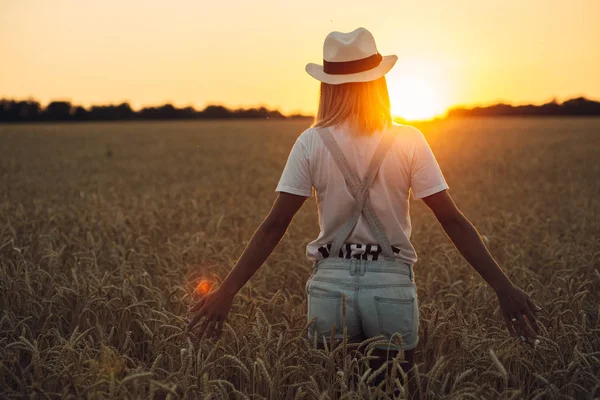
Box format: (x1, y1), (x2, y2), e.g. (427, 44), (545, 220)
(0, 98), (307, 122)
(202, 105), (231, 119)
(267, 109), (284, 119)
(562, 97), (599, 115)
(0, 100), (42, 121)
(288, 113), (313, 119)
(72, 106), (89, 120)
(43, 101), (73, 120)
(448, 97), (600, 118)
(89, 103), (134, 120)
(179, 106), (196, 118)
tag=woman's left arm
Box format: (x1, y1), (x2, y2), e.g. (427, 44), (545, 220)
(422, 190), (542, 344)
(187, 192), (307, 338)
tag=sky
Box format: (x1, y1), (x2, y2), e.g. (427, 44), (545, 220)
(1, 0), (599, 119)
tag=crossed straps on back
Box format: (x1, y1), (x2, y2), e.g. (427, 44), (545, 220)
(317, 126), (398, 262)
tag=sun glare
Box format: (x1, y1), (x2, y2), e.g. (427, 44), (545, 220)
(196, 279), (213, 295)
(387, 60), (450, 121)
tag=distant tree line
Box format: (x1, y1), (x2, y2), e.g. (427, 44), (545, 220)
(448, 97), (600, 118)
(0, 99), (312, 123)
(3, 96), (600, 123)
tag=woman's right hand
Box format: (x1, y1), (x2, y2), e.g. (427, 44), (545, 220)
(495, 283), (542, 345)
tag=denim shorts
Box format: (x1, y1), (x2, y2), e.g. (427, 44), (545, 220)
(306, 257), (419, 351)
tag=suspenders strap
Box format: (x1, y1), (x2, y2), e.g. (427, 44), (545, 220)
(317, 126), (397, 261)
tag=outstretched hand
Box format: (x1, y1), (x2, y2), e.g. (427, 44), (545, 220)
(187, 288), (234, 339)
(495, 284), (543, 345)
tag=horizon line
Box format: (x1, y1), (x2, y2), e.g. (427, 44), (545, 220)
(2, 94), (600, 116)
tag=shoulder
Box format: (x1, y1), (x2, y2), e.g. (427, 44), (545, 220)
(388, 123), (427, 153)
(295, 126), (322, 154)
(296, 126), (315, 143)
(389, 122), (424, 141)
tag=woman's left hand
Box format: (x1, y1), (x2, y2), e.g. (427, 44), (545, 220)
(495, 283), (542, 345)
(187, 288), (234, 339)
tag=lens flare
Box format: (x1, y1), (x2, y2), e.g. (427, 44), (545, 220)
(195, 280), (213, 295)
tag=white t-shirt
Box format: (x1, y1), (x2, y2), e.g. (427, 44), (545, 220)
(275, 122), (449, 265)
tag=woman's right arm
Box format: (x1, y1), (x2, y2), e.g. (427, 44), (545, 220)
(421, 190), (542, 344)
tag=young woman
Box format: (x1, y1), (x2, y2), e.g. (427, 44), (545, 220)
(188, 27), (542, 394)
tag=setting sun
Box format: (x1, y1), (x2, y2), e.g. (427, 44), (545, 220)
(387, 60), (450, 121)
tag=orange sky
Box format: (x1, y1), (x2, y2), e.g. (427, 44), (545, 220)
(1, 0), (599, 118)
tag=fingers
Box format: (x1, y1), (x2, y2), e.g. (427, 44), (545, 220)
(503, 314), (516, 336)
(523, 295), (542, 338)
(196, 317), (211, 338)
(203, 319), (218, 339)
(522, 306), (540, 334)
(187, 312), (224, 340)
(215, 319), (225, 339)
(211, 318), (226, 339)
(527, 296), (543, 313)
(500, 288), (543, 345)
(187, 290), (230, 340)
(509, 314), (527, 341)
(511, 313), (538, 346)
(187, 310), (204, 331)
(519, 319), (538, 343)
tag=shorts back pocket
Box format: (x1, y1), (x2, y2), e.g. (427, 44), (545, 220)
(307, 289), (342, 338)
(374, 296), (415, 340)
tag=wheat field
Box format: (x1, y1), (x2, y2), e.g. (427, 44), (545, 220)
(0, 118), (599, 399)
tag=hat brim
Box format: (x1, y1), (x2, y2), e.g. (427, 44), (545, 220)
(305, 55), (398, 85)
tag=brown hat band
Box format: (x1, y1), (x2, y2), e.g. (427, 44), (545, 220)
(323, 53), (383, 75)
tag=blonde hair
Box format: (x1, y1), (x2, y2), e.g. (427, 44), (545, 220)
(312, 76), (392, 136)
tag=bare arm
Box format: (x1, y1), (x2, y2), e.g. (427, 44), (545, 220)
(422, 190), (542, 343)
(421, 190), (512, 292)
(187, 192), (307, 337)
(218, 192), (307, 297)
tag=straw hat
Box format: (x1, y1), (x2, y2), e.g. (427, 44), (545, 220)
(306, 27), (398, 85)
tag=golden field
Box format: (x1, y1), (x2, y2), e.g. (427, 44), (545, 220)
(0, 118), (599, 399)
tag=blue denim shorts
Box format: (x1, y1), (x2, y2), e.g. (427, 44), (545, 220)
(306, 257), (419, 351)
